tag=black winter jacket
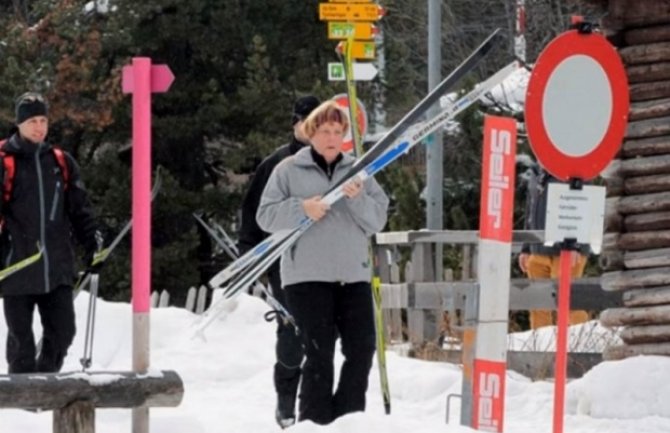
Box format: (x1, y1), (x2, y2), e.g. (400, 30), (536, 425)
(0, 134), (97, 296)
(237, 135), (308, 255)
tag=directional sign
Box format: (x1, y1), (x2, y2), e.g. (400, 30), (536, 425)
(122, 64), (174, 94)
(319, 3), (384, 21)
(328, 22), (377, 40)
(525, 30), (629, 181)
(337, 40), (375, 59)
(328, 62), (378, 81)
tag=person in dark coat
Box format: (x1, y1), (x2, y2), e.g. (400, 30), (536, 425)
(237, 95), (320, 428)
(518, 164), (590, 328)
(257, 101), (389, 425)
(1, 92), (98, 373)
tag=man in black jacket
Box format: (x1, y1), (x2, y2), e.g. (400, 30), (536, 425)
(1, 92), (98, 373)
(518, 164), (590, 329)
(237, 95), (320, 428)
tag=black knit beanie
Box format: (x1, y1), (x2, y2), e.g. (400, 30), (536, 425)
(15, 92), (48, 124)
(291, 95), (320, 125)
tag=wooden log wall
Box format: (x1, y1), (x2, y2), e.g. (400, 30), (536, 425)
(598, 0), (670, 360)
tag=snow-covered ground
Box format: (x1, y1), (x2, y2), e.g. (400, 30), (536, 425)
(0, 292), (668, 433)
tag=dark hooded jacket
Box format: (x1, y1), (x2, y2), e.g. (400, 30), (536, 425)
(237, 135), (308, 255)
(0, 133), (97, 296)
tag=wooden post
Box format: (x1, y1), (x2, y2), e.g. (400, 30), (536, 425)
(53, 401), (95, 433)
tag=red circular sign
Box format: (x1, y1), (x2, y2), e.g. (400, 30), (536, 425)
(525, 30), (629, 181)
(332, 94), (368, 153)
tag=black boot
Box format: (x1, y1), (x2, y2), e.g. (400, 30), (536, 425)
(275, 394), (296, 429)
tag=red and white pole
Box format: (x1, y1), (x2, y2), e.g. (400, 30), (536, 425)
(469, 115), (517, 432)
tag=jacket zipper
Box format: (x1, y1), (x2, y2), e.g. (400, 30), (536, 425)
(49, 181), (60, 221)
(35, 149), (50, 292)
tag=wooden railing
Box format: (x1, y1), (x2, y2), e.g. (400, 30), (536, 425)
(373, 229), (623, 378)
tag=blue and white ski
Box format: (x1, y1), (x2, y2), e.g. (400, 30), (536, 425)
(200, 61), (519, 327)
(208, 29), (504, 290)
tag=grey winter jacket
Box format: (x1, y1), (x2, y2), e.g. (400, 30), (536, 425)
(256, 146), (389, 286)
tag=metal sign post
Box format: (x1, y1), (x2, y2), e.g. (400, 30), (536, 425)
(525, 19), (628, 433)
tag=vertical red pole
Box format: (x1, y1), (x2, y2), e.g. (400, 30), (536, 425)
(553, 248), (573, 433)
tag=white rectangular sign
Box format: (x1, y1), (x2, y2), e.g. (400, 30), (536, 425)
(328, 62), (378, 81)
(544, 184), (606, 254)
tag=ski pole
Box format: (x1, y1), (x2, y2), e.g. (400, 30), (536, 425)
(80, 273), (100, 371)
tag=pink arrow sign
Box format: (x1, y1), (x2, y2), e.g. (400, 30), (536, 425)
(121, 57), (174, 384)
(122, 64), (174, 94)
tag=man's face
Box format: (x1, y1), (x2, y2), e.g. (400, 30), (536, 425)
(18, 116), (49, 144)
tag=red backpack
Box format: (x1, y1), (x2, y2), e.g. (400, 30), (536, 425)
(0, 139), (70, 202)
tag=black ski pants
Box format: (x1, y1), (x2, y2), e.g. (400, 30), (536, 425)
(268, 268), (303, 405)
(285, 281), (376, 425)
(3, 285), (76, 373)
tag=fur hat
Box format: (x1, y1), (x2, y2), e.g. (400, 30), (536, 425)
(15, 92), (48, 124)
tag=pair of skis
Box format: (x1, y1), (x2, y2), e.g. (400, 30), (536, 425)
(210, 49), (515, 308)
(208, 29), (505, 295)
(203, 30), (515, 327)
(192, 212), (296, 328)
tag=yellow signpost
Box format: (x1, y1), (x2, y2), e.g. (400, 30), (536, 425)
(319, 3), (383, 21)
(328, 22), (377, 40)
(339, 40), (376, 60)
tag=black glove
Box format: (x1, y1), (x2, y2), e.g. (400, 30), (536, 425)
(84, 249), (104, 274)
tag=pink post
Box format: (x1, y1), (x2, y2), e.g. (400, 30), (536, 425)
(122, 57), (174, 433)
(553, 248), (573, 433)
(131, 57), (152, 316)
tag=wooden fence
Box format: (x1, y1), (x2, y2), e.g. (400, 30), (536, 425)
(373, 229), (623, 378)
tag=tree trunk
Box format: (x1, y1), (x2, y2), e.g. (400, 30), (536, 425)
(53, 401), (95, 433)
(600, 304), (670, 326)
(599, 251), (624, 271)
(629, 97), (670, 121)
(602, 232), (620, 252)
(623, 285), (670, 306)
(618, 192), (670, 215)
(626, 24), (670, 46)
(629, 81), (670, 102)
(628, 63), (670, 85)
(603, 342), (670, 360)
(0, 370), (183, 410)
(605, 176), (623, 197)
(604, 196), (622, 232)
(626, 116), (670, 139)
(620, 42), (670, 65)
(601, 266), (670, 291)
(620, 324), (670, 344)
(624, 247), (670, 269)
(623, 135), (670, 157)
(618, 230), (670, 250)
(625, 211), (670, 232)
(620, 154), (670, 176)
(624, 173), (670, 194)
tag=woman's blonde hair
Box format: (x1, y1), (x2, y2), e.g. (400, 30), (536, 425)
(300, 100), (349, 138)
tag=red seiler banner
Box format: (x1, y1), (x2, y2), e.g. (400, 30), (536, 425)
(479, 115), (517, 242)
(472, 359), (507, 432)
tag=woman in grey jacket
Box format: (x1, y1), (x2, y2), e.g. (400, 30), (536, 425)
(257, 101), (389, 425)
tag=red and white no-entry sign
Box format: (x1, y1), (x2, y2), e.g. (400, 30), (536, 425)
(332, 93), (368, 153)
(525, 30), (629, 181)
